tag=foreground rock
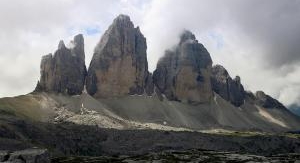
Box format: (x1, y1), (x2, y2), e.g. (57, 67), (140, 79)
(211, 65), (245, 107)
(53, 149), (300, 163)
(153, 30), (213, 104)
(35, 34), (87, 95)
(0, 149), (50, 163)
(86, 14), (153, 98)
(0, 117), (300, 158)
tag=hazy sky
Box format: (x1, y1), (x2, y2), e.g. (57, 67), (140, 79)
(0, 0), (300, 109)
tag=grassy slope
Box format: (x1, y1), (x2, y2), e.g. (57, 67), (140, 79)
(0, 93), (55, 122)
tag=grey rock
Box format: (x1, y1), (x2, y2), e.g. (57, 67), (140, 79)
(35, 34), (87, 95)
(255, 91), (286, 109)
(211, 65), (245, 106)
(58, 40), (66, 50)
(145, 73), (154, 95)
(86, 14), (153, 98)
(244, 91), (256, 103)
(0, 150), (9, 162)
(0, 149), (50, 163)
(153, 30), (213, 104)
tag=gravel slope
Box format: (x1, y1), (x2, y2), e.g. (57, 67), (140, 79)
(0, 92), (299, 132)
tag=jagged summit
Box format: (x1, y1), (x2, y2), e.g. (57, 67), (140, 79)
(71, 34), (85, 61)
(212, 65), (230, 78)
(211, 64), (245, 107)
(58, 40), (66, 49)
(115, 14), (131, 20)
(179, 30), (197, 44)
(113, 14), (132, 26)
(73, 33), (84, 44)
(255, 91), (286, 109)
(35, 34), (87, 95)
(72, 34), (84, 50)
(86, 14), (153, 98)
(33, 15), (291, 112)
(30, 14), (300, 132)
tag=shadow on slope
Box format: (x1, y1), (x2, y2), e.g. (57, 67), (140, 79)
(0, 115), (300, 158)
(0, 92), (300, 133)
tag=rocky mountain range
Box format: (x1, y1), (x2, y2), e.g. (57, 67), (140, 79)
(28, 14), (300, 132)
(0, 14), (300, 162)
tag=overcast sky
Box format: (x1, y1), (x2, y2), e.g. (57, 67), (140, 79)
(0, 0), (300, 109)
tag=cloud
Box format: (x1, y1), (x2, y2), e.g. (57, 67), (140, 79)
(0, 0), (300, 110)
(140, 0), (300, 108)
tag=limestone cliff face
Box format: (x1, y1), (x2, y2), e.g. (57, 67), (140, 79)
(211, 65), (245, 107)
(86, 15), (153, 98)
(35, 34), (87, 95)
(153, 30), (213, 104)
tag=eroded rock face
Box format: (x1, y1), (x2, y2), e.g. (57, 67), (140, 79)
(211, 65), (245, 106)
(255, 91), (286, 109)
(153, 30), (213, 104)
(86, 15), (153, 98)
(35, 34), (87, 95)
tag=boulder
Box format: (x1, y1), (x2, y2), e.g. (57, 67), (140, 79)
(86, 14), (153, 98)
(153, 30), (213, 104)
(35, 34), (87, 95)
(211, 65), (245, 106)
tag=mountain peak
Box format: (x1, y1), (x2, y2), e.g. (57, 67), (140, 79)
(153, 29), (213, 104)
(212, 64), (230, 78)
(180, 30), (196, 44)
(112, 14), (133, 28)
(211, 65), (245, 106)
(115, 14), (130, 21)
(29, 14), (300, 135)
(36, 34), (87, 95)
(71, 34), (85, 61)
(73, 34), (84, 46)
(86, 14), (153, 97)
(58, 40), (66, 49)
(255, 91), (285, 109)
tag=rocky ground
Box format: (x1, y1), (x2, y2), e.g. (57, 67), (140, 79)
(2, 148), (300, 162)
(1, 92), (300, 162)
(53, 149), (300, 163)
(0, 115), (300, 161)
(0, 149), (50, 163)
